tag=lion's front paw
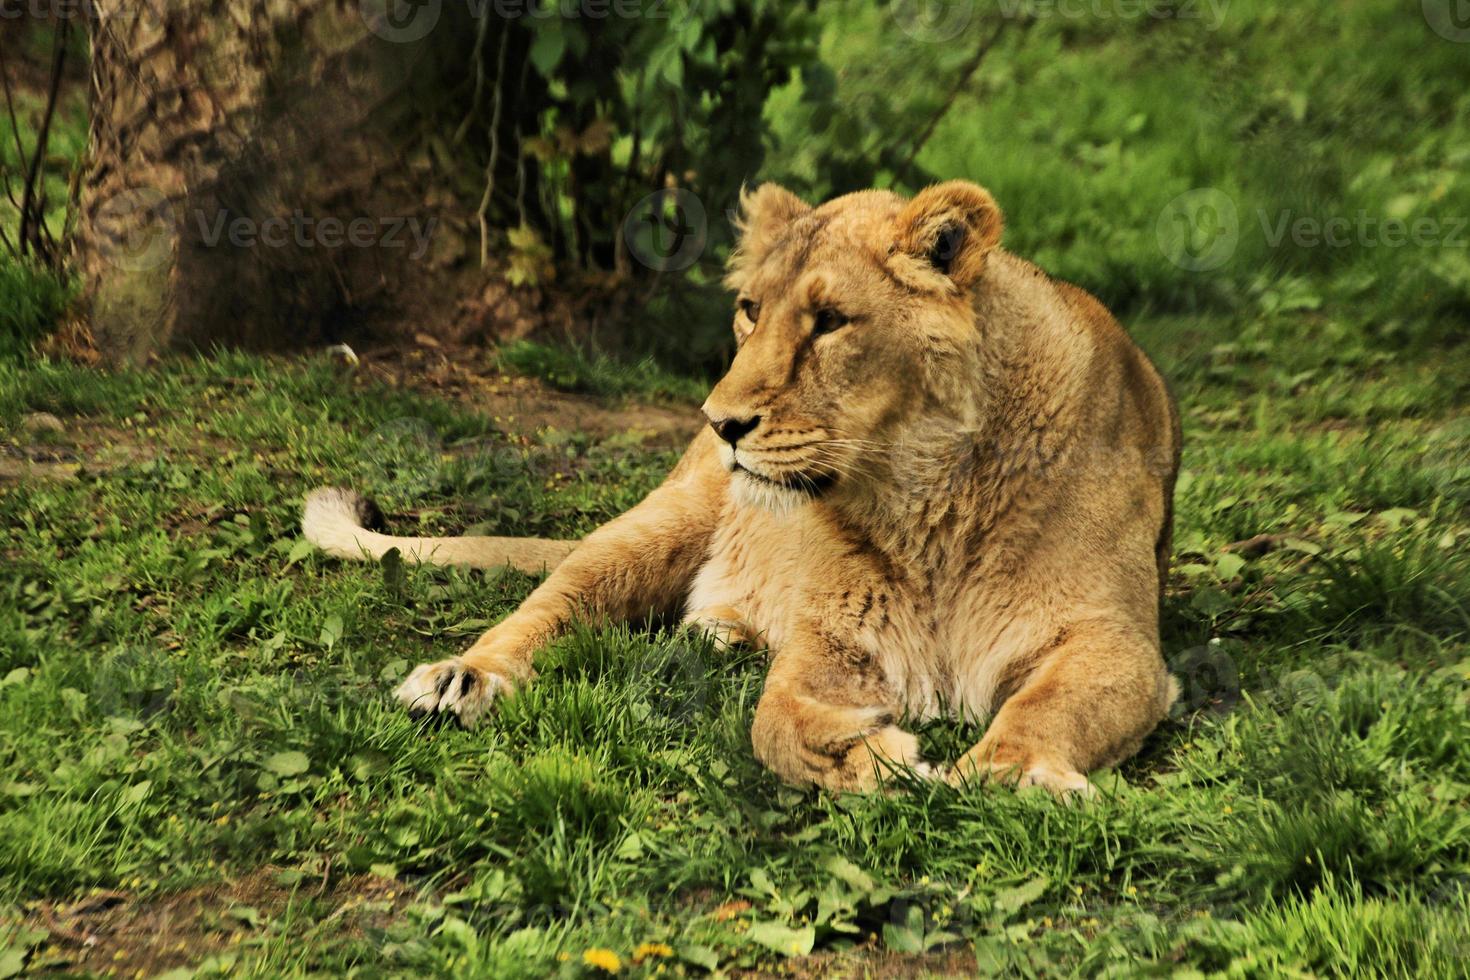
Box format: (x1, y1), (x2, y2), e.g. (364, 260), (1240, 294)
(1015, 765), (1095, 799)
(947, 758), (1095, 800)
(393, 658), (507, 728)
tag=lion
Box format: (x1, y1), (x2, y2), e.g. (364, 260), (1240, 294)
(302, 180), (1182, 796)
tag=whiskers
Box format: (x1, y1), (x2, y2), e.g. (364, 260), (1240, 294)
(801, 443), (877, 484)
(739, 433), (885, 491)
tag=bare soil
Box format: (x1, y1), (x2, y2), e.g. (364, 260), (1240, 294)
(10, 869), (407, 977)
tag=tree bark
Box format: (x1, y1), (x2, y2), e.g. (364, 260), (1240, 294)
(76, 0), (467, 361)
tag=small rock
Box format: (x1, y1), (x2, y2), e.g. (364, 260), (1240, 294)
(325, 344), (360, 369)
(20, 412), (65, 436)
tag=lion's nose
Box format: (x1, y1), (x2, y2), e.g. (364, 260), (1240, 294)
(707, 413), (761, 445)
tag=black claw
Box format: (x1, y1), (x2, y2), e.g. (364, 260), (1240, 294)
(459, 671), (476, 698)
(436, 669), (455, 699)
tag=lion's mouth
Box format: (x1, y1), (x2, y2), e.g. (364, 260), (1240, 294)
(732, 461), (836, 497)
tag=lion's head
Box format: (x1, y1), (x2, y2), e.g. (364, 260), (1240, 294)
(704, 181), (1005, 509)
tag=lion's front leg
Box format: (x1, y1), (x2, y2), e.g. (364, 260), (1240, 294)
(950, 619), (1178, 797)
(751, 630), (930, 792)
(397, 432), (728, 727)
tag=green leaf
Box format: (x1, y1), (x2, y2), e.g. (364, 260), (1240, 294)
(227, 906), (262, 929)
(748, 867), (776, 896)
(994, 875), (1049, 914)
(973, 936), (1011, 972)
(349, 751), (389, 781)
(882, 921), (924, 954)
(746, 921), (815, 957)
(530, 31), (566, 76)
(679, 944), (719, 971)
(380, 547), (406, 597)
(823, 855), (876, 895)
(1214, 552), (1246, 580)
(319, 614), (344, 650)
(0, 950), (25, 980)
(614, 831), (645, 860)
(285, 537), (315, 566)
(264, 751), (310, 777)
(1378, 507), (1417, 531)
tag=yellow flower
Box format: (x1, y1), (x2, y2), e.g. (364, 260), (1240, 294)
(633, 943), (674, 963)
(582, 948), (622, 973)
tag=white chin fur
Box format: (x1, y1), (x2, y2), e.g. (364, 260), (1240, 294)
(729, 470), (809, 515)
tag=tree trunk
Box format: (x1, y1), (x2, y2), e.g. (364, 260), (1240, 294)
(76, 0), (469, 361)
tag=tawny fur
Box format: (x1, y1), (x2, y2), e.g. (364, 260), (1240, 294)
(303, 181), (1182, 796)
(303, 487), (577, 573)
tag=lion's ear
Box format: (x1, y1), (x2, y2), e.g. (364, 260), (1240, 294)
(725, 183), (812, 286)
(891, 181), (1003, 292)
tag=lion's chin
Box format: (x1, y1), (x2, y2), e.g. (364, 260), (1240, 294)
(728, 465), (833, 514)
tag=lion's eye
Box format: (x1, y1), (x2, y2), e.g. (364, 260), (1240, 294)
(738, 299), (761, 323)
(812, 308), (850, 336)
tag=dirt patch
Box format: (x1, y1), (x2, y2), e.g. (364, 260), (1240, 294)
(10, 869), (408, 977)
(736, 943), (979, 979)
(0, 345), (702, 490)
(0, 417), (166, 485)
(358, 340), (703, 450)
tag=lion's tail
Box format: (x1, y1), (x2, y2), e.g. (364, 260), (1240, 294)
(301, 487), (577, 574)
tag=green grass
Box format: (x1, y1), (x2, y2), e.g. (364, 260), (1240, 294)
(765, 0), (1470, 349)
(0, 258), (71, 360)
(495, 341), (710, 404)
(0, 303), (1467, 976)
(0, 21), (87, 359)
(3, 0), (1470, 975)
